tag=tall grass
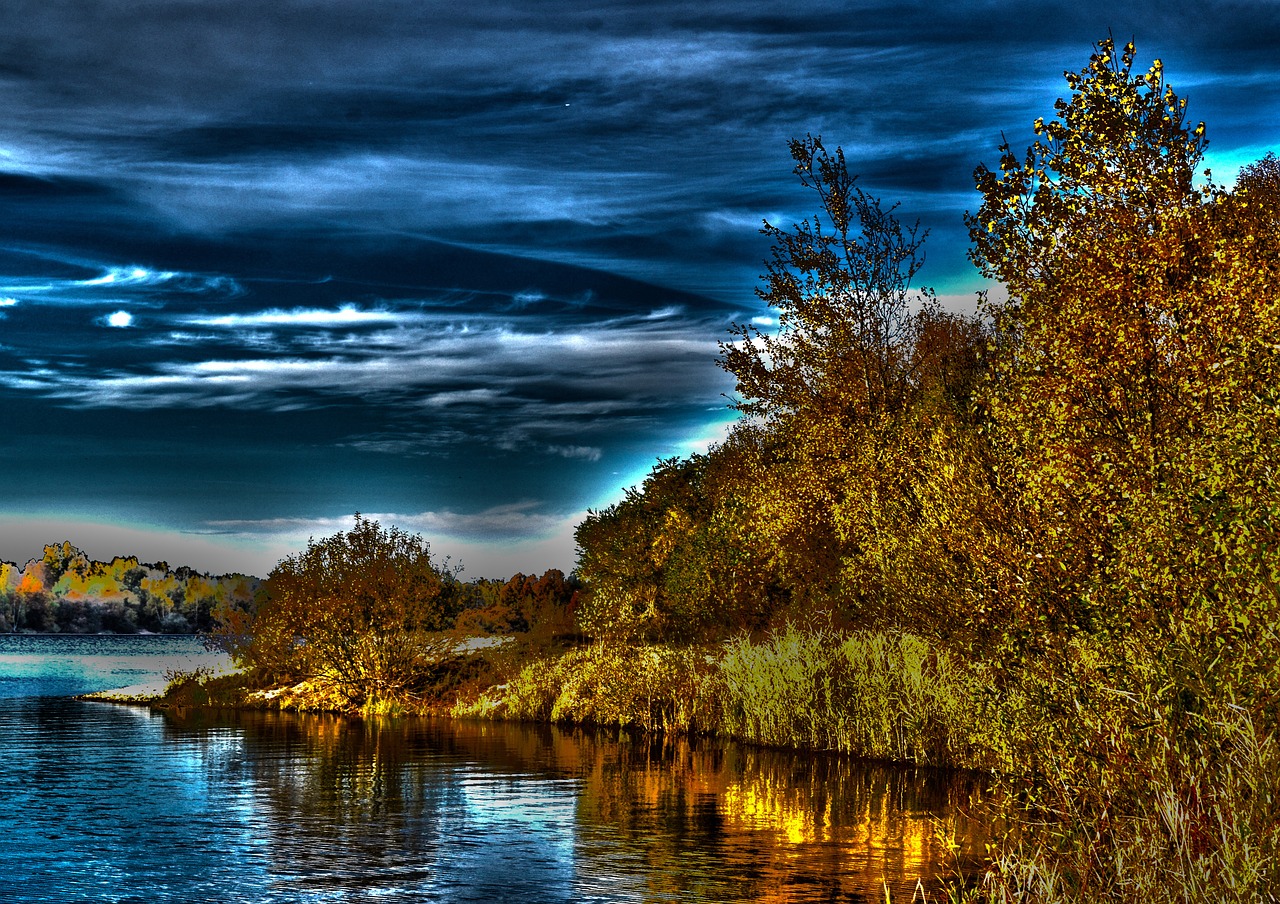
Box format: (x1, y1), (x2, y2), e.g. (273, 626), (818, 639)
(456, 624), (983, 768)
(454, 642), (721, 733)
(718, 625), (983, 766)
(972, 700), (1280, 902)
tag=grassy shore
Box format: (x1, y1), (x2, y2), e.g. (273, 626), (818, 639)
(153, 623), (1280, 902)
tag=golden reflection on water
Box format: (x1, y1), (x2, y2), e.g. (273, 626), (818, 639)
(161, 711), (987, 902)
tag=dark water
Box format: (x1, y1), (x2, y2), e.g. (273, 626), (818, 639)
(0, 636), (988, 903)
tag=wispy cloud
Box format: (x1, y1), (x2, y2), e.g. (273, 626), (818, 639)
(547, 445), (603, 462)
(205, 501), (569, 542)
(1, 315), (728, 413)
(182, 305), (408, 329)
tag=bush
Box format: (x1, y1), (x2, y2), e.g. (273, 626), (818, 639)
(472, 642), (720, 733)
(211, 515), (460, 707)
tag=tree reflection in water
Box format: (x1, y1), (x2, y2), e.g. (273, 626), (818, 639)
(161, 710), (986, 902)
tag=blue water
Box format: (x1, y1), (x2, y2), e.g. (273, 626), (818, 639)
(0, 634), (230, 699)
(0, 635), (987, 902)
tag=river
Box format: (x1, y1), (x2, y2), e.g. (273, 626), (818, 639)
(0, 634), (988, 902)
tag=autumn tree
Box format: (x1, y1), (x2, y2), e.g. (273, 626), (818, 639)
(575, 437), (787, 642)
(958, 40), (1280, 896)
(215, 515), (460, 704)
(720, 135), (940, 422)
(968, 36), (1280, 643)
(716, 135), (988, 630)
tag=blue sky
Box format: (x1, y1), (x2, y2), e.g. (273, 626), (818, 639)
(0, 1), (1277, 578)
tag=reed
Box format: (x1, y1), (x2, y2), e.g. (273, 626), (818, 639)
(717, 624), (982, 766)
(454, 642), (720, 733)
(971, 703), (1280, 902)
(457, 624), (982, 768)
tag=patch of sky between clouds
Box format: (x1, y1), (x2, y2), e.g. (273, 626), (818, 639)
(1203, 145), (1277, 188)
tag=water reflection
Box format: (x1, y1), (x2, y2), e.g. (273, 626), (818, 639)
(153, 711), (987, 902)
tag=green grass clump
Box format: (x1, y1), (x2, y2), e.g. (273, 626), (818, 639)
(718, 624), (982, 766)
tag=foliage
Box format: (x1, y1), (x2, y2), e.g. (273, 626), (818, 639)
(720, 135), (938, 422)
(577, 137), (989, 643)
(966, 36), (1280, 642)
(214, 515), (460, 706)
(0, 544), (255, 634)
(458, 625), (981, 768)
(948, 36), (1280, 901)
(569, 35), (1280, 902)
(453, 568), (579, 642)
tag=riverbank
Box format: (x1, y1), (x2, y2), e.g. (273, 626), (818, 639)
(131, 621), (1280, 903)
(139, 626), (992, 769)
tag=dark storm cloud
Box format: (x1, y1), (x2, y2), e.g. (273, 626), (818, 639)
(0, 0), (1277, 572)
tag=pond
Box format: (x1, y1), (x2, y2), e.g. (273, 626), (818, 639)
(0, 634), (989, 902)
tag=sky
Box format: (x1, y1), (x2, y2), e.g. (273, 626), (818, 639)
(0, 1), (1278, 579)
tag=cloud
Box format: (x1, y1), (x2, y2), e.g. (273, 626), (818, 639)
(1, 313), (730, 416)
(205, 501), (569, 543)
(182, 305), (408, 329)
(0, 259), (242, 306)
(77, 266), (176, 287)
(0, 0), (1275, 580)
(547, 445), (603, 462)
(104, 310), (134, 328)
(188, 505), (587, 577)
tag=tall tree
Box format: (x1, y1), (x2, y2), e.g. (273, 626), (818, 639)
(968, 36), (1280, 640)
(716, 135), (988, 630)
(720, 135), (937, 422)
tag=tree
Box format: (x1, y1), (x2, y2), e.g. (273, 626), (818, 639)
(719, 135), (938, 422)
(215, 515), (459, 705)
(967, 36), (1280, 640)
(574, 440), (786, 643)
(716, 135), (989, 630)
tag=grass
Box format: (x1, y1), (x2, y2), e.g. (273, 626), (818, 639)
(454, 623), (982, 767)
(718, 624), (983, 765)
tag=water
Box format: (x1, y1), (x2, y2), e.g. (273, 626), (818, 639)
(0, 635), (988, 902)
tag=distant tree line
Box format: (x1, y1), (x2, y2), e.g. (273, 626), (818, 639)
(0, 542), (258, 634)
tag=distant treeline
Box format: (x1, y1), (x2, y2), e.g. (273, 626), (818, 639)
(0, 539), (579, 638)
(0, 542), (259, 634)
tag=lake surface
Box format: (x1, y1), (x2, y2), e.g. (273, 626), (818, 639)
(0, 635), (988, 902)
